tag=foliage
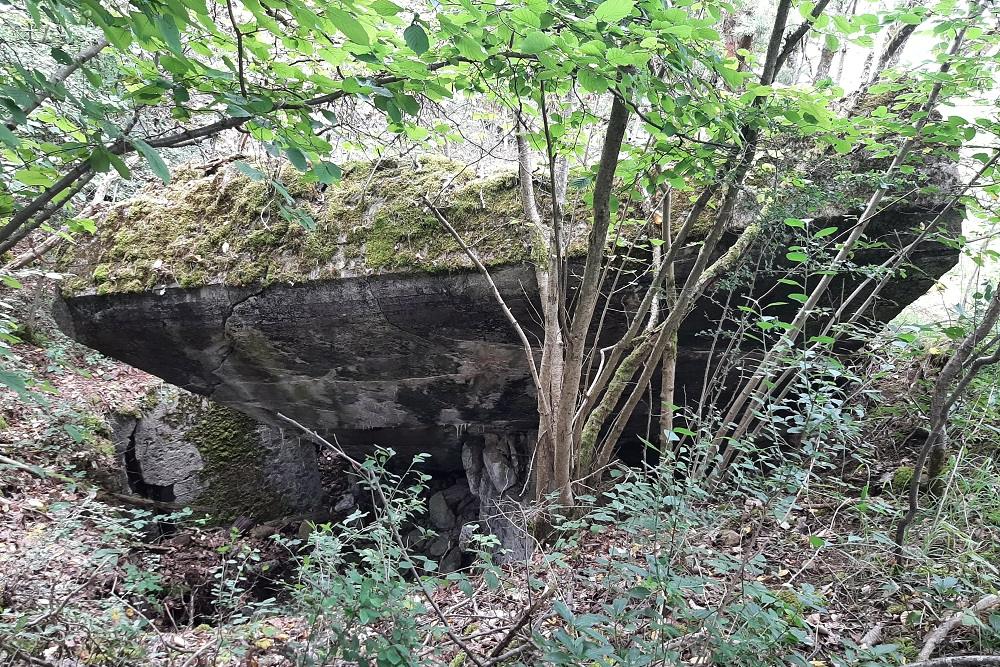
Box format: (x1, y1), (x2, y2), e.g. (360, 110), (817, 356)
(3, 0), (1000, 664)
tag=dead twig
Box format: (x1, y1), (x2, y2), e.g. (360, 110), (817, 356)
(0, 454), (75, 484)
(859, 622), (885, 649)
(487, 587), (554, 660)
(420, 195), (542, 398)
(902, 658), (1000, 667)
(917, 594), (1000, 661)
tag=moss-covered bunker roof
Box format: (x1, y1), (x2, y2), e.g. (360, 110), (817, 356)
(60, 156), (540, 296)
(57, 141), (956, 298)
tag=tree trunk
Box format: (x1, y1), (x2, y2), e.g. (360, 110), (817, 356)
(814, 44), (836, 82)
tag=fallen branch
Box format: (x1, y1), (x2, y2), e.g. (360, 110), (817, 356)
(487, 587), (554, 659)
(0, 453), (75, 483)
(902, 657), (1000, 667)
(917, 594), (1000, 661)
(98, 491), (209, 513)
(859, 622), (885, 649)
(24, 566), (102, 630)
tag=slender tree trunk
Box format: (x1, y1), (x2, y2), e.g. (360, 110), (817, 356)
(894, 287), (1000, 560)
(710, 15), (978, 479)
(659, 191), (678, 449)
(814, 44), (836, 82)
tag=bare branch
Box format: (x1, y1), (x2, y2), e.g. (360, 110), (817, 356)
(917, 595), (1000, 661)
(4, 37), (109, 131)
(421, 195), (543, 396)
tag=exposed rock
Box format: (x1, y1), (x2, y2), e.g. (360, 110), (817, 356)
(426, 534), (451, 557)
(458, 523), (479, 552)
(110, 384), (322, 520)
(164, 532), (193, 548)
(250, 524), (279, 540)
(462, 432), (533, 561)
(404, 527), (426, 550)
(716, 529), (742, 547)
(428, 491), (457, 530)
(441, 481), (472, 506)
(297, 521), (315, 541)
(440, 547), (462, 573)
(333, 492), (356, 513)
(55, 185), (962, 472)
(482, 434), (518, 494)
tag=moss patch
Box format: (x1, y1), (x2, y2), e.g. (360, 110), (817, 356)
(59, 157), (536, 295)
(891, 465), (915, 490)
(183, 397), (288, 521)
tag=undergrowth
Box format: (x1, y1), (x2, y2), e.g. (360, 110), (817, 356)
(2, 284), (1000, 666)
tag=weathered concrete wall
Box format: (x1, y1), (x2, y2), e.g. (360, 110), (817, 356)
(110, 385), (322, 520)
(55, 154), (965, 475)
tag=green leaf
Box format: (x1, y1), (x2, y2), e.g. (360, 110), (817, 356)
(396, 93), (420, 115)
(108, 153), (131, 179)
(814, 226), (838, 238)
(286, 147), (309, 171)
(0, 124), (19, 149)
(88, 148), (111, 173)
(311, 161), (342, 185)
(385, 99), (402, 124)
(132, 139), (171, 184)
(69, 217), (97, 234)
(234, 161), (267, 181)
(578, 68), (609, 93)
(64, 424), (85, 443)
(456, 36), (488, 61)
(404, 23), (429, 54)
(594, 0), (634, 23)
(328, 8), (370, 45)
(786, 251), (808, 263)
(783, 217), (805, 228)
(0, 369), (28, 398)
(371, 0), (403, 15)
(510, 7), (541, 27)
(14, 168), (53, 187)
(50, 47), (73, 64)
(519, 30), (553, 54)
(154, 15), (183, 54)
(662, 24), (692, 37)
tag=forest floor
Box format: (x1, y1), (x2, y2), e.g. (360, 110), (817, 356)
(1, 287), (999, 666)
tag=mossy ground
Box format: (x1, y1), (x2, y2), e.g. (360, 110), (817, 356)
(59, 157), (535, 295)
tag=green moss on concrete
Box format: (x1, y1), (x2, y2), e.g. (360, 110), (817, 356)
(59, 156), (536, 296)
(184, 397), (288, 521)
